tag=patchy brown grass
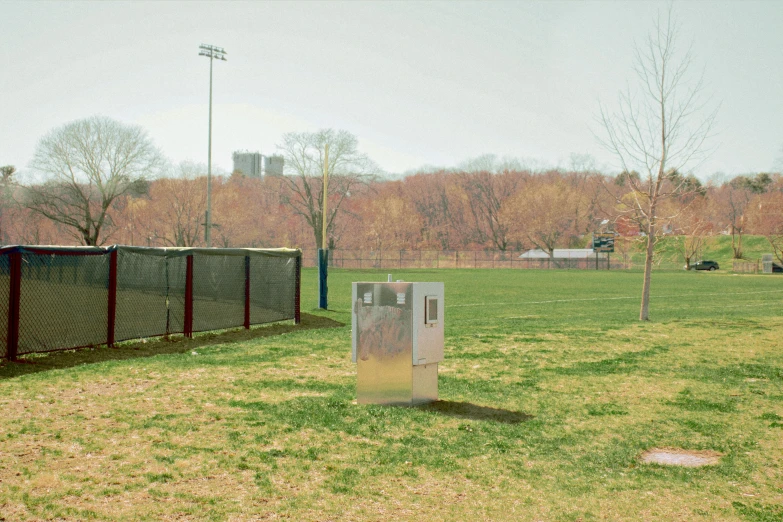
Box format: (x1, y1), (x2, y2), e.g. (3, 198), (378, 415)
(0, 269), (782, 520)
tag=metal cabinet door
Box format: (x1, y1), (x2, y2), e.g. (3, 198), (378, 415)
(354, 282), (414, 405)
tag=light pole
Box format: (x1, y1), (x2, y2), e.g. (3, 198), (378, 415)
(198, 43), (227, 247)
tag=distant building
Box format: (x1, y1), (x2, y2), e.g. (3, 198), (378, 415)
(262, 155), (284, 176)
(232, 151), (284, 178)
(233, 151), (262, 177)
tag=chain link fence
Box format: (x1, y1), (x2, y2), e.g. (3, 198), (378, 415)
(733, 259), (761, 274)
(301, 250), (628, 270)
(19, 251), (110, 356)
(0, 256), (9, 359)
(300, 250), (742, 271)
(0, 245), (301, 360)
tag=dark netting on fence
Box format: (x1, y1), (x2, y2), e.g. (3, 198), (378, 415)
(192, 254), (246, 333)
(115, 249), (170, 342)
(166, 255), (188, 335)
(0, 256), (9, 358)
(0, 245), (301, 359)
(250, 256), (297, 324)
(18, 251), (109, 355)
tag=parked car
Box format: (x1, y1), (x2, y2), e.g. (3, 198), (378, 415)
(773, 263), (783, 273)
(686, 260), (719, 271)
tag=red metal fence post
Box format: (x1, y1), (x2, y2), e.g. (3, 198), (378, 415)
(294, 255), (301, 324)
(107, 250), (118, 347)
(244, 255), (251, 329)
(184, 254), (194, 338)
(6, 252), (21, 360)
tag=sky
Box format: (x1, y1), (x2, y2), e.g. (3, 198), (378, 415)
(2, 1), (782, 180)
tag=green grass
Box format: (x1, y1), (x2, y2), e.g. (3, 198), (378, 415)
(625, 234), (776, 269)
(702, 235), (773, 263)
(0, 268), (782, 520)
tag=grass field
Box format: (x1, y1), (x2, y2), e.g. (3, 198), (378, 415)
(1, 268), (782, 521)
(624, 234), (776, 270)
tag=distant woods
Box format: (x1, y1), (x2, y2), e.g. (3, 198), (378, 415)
(3, 119), (781, 257)
(3, 157), (782, 256)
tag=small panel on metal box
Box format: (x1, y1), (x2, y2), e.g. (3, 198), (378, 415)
(425, 295), (439, 325)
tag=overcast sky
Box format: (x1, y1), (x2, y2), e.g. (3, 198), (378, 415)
(2, 0), (781, 179)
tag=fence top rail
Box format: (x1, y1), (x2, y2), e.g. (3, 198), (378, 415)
(0, 245), (302, 259)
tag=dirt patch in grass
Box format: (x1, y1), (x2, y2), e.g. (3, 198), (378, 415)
(640, 448), (722, 467)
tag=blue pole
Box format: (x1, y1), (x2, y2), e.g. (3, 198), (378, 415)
(318, 248), (328, 309)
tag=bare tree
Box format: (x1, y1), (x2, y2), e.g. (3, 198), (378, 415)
(457, 170), (523, 251)
(277, 129), (379, 248)
(23, 117), (163, 245)
(568, 153), (598, 173)
(149, 166), (208, 247)
(746, 183), (783, 264)
(563, 167), (609, 246)
(404, 171), (469, 250)
(678, 228), (708, 269)
(0, 166), (16, 244)
(599, 8), (718, 320)
(458, 154), (524, 174)
(503, 177), (586, 257)
(714, 173), (772, 259)
(358, 181), (422, 251)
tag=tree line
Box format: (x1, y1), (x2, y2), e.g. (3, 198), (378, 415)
(1, 140), (781, 262)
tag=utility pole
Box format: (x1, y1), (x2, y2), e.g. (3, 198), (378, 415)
(198, 44), (227, 247)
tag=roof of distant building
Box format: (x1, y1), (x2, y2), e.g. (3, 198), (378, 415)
(519, 248), (601, 259)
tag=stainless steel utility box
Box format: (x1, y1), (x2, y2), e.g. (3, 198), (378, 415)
(352, 281), (444, 405)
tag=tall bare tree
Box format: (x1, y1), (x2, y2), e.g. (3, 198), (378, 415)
(149, 176), (207, 247)
(457, 170), (523, 251)
(277, 129), (379, 248)
(0, 165), (16, 244)
(404, 171), (469, 250)
(23, 116), (163, 245)
(599, 8), (718, 320)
